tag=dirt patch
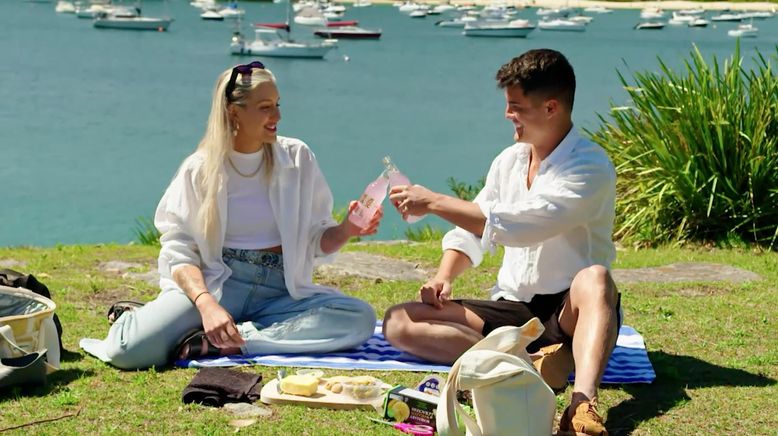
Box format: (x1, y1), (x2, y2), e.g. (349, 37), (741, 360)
(612, 262), (761, 285)
(677, 286), (730, 297)
(85, 286), (139, 309)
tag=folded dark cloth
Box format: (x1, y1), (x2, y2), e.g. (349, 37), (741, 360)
(182, 367), (263, 407)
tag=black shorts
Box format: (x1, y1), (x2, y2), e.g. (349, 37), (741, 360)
(453, 291), (622, 354)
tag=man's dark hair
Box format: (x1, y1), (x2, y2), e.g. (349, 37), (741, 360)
(495, 49), (576, 110)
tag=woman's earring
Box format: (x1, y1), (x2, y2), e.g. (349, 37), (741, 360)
(232, 123), (240, 137)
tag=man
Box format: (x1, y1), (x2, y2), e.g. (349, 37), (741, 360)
(384, 49), (620, 436)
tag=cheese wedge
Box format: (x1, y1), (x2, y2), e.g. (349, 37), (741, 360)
(279, 375), (319, 397)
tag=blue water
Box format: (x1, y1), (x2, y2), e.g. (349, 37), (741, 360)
(2, 1), (777, 246)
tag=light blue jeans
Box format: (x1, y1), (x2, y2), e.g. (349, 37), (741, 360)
(104, 249), (376, 369)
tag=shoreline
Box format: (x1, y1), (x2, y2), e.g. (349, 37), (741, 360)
(344, 0), (778, 12)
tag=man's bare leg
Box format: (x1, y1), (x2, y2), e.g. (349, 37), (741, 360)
(558, 265), (619, 419)
(383, 301), (485, 364)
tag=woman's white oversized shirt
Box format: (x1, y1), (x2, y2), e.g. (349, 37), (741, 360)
(154, 136), (339, 301)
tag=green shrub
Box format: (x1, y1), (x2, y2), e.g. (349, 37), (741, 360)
(447, 176), (485, 201)
(133, 216), (161, 246)
(589, 45), (778, 249)
(404, 223), (446, 241)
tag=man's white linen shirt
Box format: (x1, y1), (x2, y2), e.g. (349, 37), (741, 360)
(442, 128), (617, 302)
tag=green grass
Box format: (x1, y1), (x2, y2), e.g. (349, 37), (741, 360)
(0, 243), (776, 434)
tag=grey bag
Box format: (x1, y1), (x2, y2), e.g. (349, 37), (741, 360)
(0, 350), (48, 389)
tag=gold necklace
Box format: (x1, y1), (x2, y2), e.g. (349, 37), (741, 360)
(227, 156), (262, 178)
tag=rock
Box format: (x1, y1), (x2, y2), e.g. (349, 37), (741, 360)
(125, 270), (160, 286)
(612, 262), (761, 284)
(98, 261), (144, 274)
(317, 251), (428, 282)
(224, 402), (272, 418)
(98, 261), (159, 286)
(0, 259), (26, 269)
(229, 418), (257, 429)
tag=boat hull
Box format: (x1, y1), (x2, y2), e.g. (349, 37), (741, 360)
(463, 26), (535, 37)
(94, 17), (173, 31)
(314, 29), (381, 39)
(231, 43), (334, 59)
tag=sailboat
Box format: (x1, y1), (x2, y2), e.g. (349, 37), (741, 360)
(93, 1), (174, 31)
(230, 0), (336, 58)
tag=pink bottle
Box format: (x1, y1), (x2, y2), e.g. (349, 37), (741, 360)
(384, 156), (425, 224)
(348, 172), (389, 229)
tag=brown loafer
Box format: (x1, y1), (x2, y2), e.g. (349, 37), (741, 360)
(557, 400), (609, 436)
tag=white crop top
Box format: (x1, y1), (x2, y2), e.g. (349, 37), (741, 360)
(224, 150), (282, 249)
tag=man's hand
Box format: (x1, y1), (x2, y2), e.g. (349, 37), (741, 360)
(389, 184), (439, 220)
(197, 299), (245, 349)
(419, 277), (453, 309)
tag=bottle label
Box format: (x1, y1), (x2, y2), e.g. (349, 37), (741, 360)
(358, 193), (376, 210)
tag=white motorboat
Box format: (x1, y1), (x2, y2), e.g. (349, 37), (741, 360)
(583, 6), (612, 14)
(711, 13), (743, 22)
(688, 18), (709, 27)
(635, 21), (665, 30)
(219, 6), (245, 19)
(640, 8), (665, 20)
(201, 10), (224, 20)
(728, 23), (758, 37)
(668, 13), (695, 25)
(231, 0), (337, 59)
(94, 15), (173, 31)
(93, 2), (172, 31)
(536, 7), (568, 17)
(677, 8), (705, 16)
(191, 0), (217, 9)
(739, 10), (774, 19)
(463, 19), (535, 37)
(432, 4), (455, 13)
(323, 4), (345, 13)
(398, 2), (421, 13)
(295, 6), (328, 26)
(352, 0), (372, 7)
(568, 15), (593, 24)
(538, 18), (586, 31)
(435, 15), (476, 27)
(314, 25), (381, 39)
(75, 2), (109, 18)
(409, 9), (427, 18)
(231, 28), (335, 58)
(55, 1), (76, 13)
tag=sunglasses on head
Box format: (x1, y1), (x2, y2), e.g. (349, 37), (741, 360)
(225, 61), (266, 102)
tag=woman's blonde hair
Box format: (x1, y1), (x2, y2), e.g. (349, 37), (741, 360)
(196, 66), (277, 245)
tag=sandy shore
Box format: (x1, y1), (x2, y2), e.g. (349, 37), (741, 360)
(348, 0), (778, 12)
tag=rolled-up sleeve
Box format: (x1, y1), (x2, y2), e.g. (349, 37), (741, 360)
(302, 149), (338, 260)
(155, 165), (203, 277)
(480, 159), (614, 248)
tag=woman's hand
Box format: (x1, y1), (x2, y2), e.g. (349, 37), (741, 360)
(343, 200), (383, 237)
(196, 298), (245, 349)
(388, 184), (439, 220)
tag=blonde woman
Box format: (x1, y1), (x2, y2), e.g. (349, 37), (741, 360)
(101, 61), (381, 369)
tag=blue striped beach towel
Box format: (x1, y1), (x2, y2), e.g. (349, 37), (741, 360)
(177, 323), (656, 384)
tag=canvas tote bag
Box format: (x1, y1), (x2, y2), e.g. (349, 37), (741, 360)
(0, 286), (60, 372)
(437, 317), (556, 436)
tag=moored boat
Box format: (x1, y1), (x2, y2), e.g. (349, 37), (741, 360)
(463, 19), (535, 37)
(314, 25), (381, 39)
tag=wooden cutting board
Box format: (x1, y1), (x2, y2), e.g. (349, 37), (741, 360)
(260, 379), (389, 410)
